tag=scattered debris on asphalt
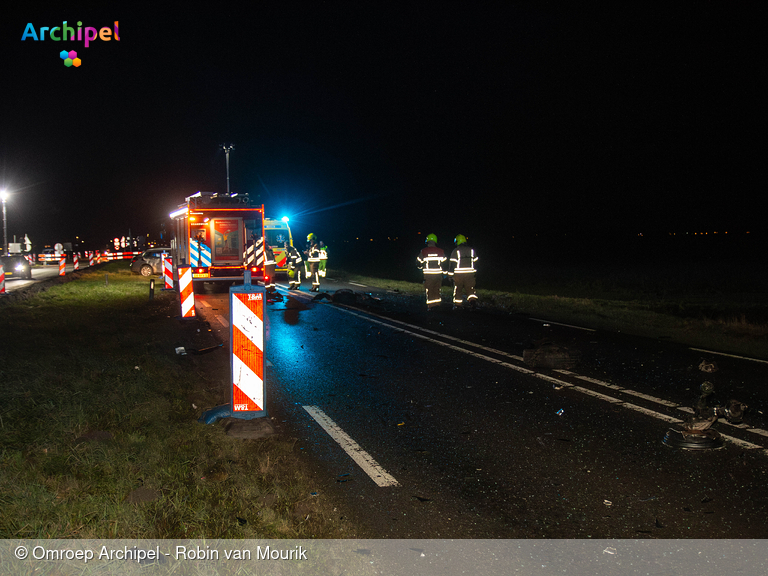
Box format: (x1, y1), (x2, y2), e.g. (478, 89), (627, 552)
(663, 381), (748, 449)
(523, 339), (581, 369)
(699, 359), (719, 373)
(188, 343), (223, 355)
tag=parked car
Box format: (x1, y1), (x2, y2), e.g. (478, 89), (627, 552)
(130, 247), (171, 277)
(0, 255), (33, 279)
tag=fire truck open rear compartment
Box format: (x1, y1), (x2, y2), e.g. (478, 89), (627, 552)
(169, 192), (265, 284)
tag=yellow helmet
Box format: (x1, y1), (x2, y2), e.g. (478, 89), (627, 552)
(454, 234), (467, 245)
(307, 233), (317, 243)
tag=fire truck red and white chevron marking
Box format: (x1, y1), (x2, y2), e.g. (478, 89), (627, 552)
(231, 291), (265, 412)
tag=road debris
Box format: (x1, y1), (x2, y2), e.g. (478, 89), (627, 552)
(663, 381), (748, 449)
(699, 359), (719, 373)
(188, 344), (223, 355)
(523, 339), (581, 369)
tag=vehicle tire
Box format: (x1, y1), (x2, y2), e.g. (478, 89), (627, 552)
(140, 264), (153, 277)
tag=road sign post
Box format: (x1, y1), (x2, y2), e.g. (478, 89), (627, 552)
(229, 274), (267, 420)
(199, 271), (267, 424)
(178, 266), (195, 318)
(162, 255), (174, 290)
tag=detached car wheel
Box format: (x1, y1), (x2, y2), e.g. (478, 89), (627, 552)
(140, 264), (153, 277)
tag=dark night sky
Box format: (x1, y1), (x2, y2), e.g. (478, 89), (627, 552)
(1, 3), (765, 255)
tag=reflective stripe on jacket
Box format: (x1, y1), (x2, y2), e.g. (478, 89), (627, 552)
(449, 245), (477, 274)
(264, 247), (276, 266)
(417, 245), (446, 274)
(287, 246), (302, 266)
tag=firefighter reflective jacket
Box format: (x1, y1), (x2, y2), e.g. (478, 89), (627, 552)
(287, 245), (302, 268)
(417, 244), (446, 274)
(449, 245), (478, 275)
(307, 244), (321, 262)
(264, 246), (276, 266)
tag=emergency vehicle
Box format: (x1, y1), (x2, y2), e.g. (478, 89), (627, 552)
(263, 217), (294, 275)
(169, 191), (266, 284)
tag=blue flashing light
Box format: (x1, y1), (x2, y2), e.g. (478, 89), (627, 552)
(281, 216), (289, 223)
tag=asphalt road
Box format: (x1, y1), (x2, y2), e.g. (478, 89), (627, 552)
(193, 275), (768, 538)
(1, 263), (82, 292)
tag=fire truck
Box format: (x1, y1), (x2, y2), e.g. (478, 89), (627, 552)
(169, 191), (266, 284)
(263, 217), (294, 275)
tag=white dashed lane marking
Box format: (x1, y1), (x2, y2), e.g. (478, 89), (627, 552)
(327, 305), (768, 452)
(303, 405), (400, 488)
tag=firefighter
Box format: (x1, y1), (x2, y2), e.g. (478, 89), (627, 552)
(285, 241), (303, 290)
(305, 233), (321, 292)
(448, 234), (478, 309)
(416, 233), (446, 311)
(264, 242), (277, 294)
(318, 241), (328, 277)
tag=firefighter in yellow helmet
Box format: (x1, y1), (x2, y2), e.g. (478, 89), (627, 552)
(285, 240), (303, 290)
(448, 234), (478, 309)
(304, 232), (321, 292)
(416, 233), (446, 311)
(263, 242), (277, 295)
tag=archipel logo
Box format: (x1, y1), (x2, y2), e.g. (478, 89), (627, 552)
(21, 21), (120, 68)
(60, 50), (81, 68)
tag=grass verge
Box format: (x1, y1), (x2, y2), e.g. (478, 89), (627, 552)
(0, 263), (353, 539)
(332, 268), (768, 360)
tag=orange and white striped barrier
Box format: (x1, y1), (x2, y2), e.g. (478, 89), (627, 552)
(59, 258), (66, 276)
(74, 253), (79, 270)
(89, 253), (94, 267)
(0, 264), (5, 294)
(230, 282), (266, 417)
(178, 266), (195, 318)
(162, 256), (174, 290)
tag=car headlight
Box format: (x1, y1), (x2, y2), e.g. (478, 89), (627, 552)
(15, 264), (24, 271)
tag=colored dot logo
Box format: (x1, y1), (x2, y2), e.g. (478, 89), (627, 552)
(59, 50), (81, 67)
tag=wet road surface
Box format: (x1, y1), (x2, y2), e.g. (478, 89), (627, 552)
(194, 276), (768, 538)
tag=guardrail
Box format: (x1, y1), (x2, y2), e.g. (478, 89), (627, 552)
(35, 251), (143, 264)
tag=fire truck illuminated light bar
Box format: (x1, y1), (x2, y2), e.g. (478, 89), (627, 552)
(192, 268), (209, 278)
(169, 206), (188, 219)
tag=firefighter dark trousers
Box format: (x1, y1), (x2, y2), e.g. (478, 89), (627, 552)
(289, 267), (301, 289)
(424, 274), (442, 309)
(452, 272), (477, 306)
(309, 262), (320, 291)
